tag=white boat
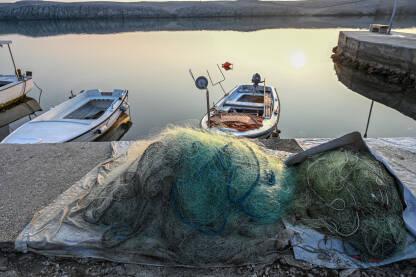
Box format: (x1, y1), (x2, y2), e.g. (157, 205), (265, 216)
(200, 74), (280, 138)
(0, 40), (34, 108)
(1, 89), (129, 144)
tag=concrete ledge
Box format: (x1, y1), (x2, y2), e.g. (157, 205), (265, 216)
(1, 0), (416, 21)
(332, 31), (416, 89)
(0, 142), (112, 247)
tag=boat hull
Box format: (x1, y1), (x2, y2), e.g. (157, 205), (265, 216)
(1, 89), (129, 144)
(70, 105), (127, 142)
(0, 78), (34, 109)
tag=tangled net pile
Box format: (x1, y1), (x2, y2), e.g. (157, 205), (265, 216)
(166, 128), (295, 235)
(292, 149), (407, 260)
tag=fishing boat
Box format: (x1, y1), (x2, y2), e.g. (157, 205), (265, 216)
(200, 73), (280, 138)
(0, 40), (34, 108)
(1, 89), (129, 144)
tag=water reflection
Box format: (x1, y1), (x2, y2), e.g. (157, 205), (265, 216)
(1, 25), (415, 139)
(334, 62), (416, 121)
(1, 16), (415, 37)
(95, 112), (133, 142)
(0, 97), (41, 140)
(290, 51), (306, 70)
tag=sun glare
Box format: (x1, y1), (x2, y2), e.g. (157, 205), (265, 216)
(291, 51), (306, 69)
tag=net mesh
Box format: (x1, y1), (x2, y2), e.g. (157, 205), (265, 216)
(166, 128), (295, 234)
(292, 149), (407, 260)
(81, 127), (295, 264)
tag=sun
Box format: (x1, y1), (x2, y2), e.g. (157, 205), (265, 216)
(290, 51), (306, 69)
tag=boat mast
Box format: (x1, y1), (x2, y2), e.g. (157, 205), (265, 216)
(6, 44), (18, 76)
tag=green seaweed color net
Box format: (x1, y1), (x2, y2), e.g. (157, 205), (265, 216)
(292, 149), (407, 260)
(165, 128), (295, 235)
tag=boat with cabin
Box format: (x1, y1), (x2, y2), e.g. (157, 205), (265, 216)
(1, 89), (129, 143)
(0, 40), (34, 109)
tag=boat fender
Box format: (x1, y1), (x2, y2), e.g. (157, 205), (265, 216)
(222, 62), (233, 71)
(96, 126), (108, 134)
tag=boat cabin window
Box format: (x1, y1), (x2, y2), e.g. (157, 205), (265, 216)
(64, 99), (113, 120)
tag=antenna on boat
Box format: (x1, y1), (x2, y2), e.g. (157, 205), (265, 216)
(207, 64), (227, 95)
(189, 69), (211, 128)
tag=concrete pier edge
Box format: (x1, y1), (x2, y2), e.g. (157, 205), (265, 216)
(332, 31), (416, 89)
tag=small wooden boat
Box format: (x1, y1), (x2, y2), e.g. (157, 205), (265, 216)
(200, 74), (280, 138)
(1, 89), (129, 144)
(0, 40), (34, 108)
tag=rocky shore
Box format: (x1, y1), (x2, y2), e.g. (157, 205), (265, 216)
(1, 248), (416, 277)
(1, 0), (416, 21)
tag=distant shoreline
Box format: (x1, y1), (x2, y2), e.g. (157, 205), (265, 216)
(1, 0), (416, 21)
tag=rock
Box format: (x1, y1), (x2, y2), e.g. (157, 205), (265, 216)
(125, 264), (141, 276)
(115, 265), (126, 276)
(340, 269), (357, 277)
(280, 255), (315, 270)
(0, 271), (17, 277)
(275, 229), (295, 250)
(0, 257), (7, 272)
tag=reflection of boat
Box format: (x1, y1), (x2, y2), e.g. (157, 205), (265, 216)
(200, 74), (280, 138)
(334, 62), (416, 120)
(95, 112), (132, 142)
(2, 89), (129, 144)
(0, 97), (41, 140)
(0, 40), (34, 108)
(0, 97), (41, 128)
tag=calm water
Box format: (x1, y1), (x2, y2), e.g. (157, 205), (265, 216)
(0, 18), (415, 140)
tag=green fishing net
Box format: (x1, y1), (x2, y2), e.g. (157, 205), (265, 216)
(82, 127), (295, 261)
(165, 128), (295, 234)
(292, 149), (407, 260)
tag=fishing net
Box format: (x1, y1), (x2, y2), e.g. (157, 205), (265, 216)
(79, 127), (295, 265)
(291, 149), (407, 261)
(209, 111), (264, 131)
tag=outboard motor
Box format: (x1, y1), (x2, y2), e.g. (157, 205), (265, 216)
(252, 73), (261, 86)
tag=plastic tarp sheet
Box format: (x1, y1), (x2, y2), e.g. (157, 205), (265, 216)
(284, 133), (416, 268)
(15, 139), (293, 267)
(14, 132), (416, 269)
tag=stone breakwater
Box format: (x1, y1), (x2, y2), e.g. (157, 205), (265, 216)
(1, 0), (416, 21)
(332, 31), (416, 90)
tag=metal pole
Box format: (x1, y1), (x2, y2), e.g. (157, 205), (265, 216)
(206, 89), (211, 128)
(7, 44), (17, 75)
(363, 101), (374, 138)
(387, 0), (398, 34)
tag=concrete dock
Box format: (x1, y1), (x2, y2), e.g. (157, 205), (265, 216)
(332, 31), (416, 88)
(0, 142), (112, 247)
